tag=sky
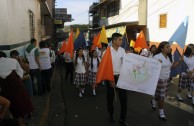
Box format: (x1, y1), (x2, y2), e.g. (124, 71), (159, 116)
(56, 0), (98, 25)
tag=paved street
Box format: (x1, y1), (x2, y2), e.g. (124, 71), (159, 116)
(47, 63), (194, 126)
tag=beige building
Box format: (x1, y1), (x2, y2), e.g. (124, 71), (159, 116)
(0, 0), (55, 56)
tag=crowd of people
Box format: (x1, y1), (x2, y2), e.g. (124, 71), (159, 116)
(60, 33), (194, 126)
(0, 32), (194, 126)
(0, 39), (55, 126)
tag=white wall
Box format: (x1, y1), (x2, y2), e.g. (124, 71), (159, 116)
(147, 0), (194, 45)
(0, 0), (41, 46)
(107, 0), (139, 25)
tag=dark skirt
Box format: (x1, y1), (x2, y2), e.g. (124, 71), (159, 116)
(0, 71), (33, 118)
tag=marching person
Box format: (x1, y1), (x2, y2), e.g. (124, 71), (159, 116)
(74, 48), (87, 98)
(88, 50), (101, 96)
(64, 51), (74, 83)
(106, 33), (128, 126)
(176, 44), (194, 104)
(151, 41), (182, 120)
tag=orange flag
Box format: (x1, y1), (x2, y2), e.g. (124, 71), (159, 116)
(91, 33), (101, 52)
(59, 41), (68, 54)
(90, 35), (97, 52)
(66, 31), (74, 58)
(96, 46), (114, 84)
(134, 31), (148, 49)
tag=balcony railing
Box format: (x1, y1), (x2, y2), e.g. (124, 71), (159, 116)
(100, 17), (108, 26)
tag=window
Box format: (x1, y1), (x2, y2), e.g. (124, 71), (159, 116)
(29, 10), (35, 38)
(107, 1), (120, 17)
(159, 14), (167, 28)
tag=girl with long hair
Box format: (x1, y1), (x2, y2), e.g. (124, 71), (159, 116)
(151, 41), (182, 120)
(177, 44), (194, 106)
(88, 50), (101, 96)
(74, 48), (87, 97)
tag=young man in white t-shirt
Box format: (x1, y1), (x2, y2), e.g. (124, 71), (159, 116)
(39, 41), (52, 93)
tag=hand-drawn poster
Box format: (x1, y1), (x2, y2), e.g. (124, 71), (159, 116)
(117, 53), (162, 96)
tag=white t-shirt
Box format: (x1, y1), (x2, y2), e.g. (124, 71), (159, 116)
(0, 58), (23, 79)
(83, 50), (88, 63)
(75, 57), (86, 73)
(88, 57), (101, 72)
(184, 56), (194, 71)
(110, 46), (125, 75)
(64, 52), (73, 63)
(39, 48), (51, 70)
(25, 48), (39, 69)
(154, 53), (172, 80)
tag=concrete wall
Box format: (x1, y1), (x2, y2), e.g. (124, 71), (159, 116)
(0, 0), (41, 47)
(147, 0), (194, 45)
(107, 0), (139, 25)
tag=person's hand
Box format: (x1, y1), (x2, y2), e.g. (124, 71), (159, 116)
(158, 59), (162, 63)
(178, 56), (183, 62)
(109, 81), (116, 88)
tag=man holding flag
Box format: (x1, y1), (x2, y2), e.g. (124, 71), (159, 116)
(101, 33), (128, 126)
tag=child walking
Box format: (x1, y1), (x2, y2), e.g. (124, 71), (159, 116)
(74, 48), (87, 97)
(151, 41), (182, 120)
(88, 50), (101, 96)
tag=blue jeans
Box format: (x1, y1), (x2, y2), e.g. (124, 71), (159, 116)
(30, 69), (42, 95)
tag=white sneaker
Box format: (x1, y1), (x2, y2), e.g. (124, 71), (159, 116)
(187, 93), (192, 99)
(79, 93), (82, 97)
(82, 89), (84, 94)
(93, 91), (96, 96)
(177, 96), (183, 102)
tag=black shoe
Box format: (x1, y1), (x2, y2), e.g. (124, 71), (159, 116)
(159, 114), (167, 121)
(150, 100), (156, 110)
(119, 119), (129, 126)
(109, 115), (115, 123)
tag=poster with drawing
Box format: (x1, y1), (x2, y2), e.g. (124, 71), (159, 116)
(117, 53), (162, 96)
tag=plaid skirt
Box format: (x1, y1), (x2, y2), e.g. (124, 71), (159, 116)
(74, 73), (87, 86)
(88, 71), (96, 85)
(178, 74), (191, 89)
(190, 77), (194, 91)
(155, 79), (168, 100)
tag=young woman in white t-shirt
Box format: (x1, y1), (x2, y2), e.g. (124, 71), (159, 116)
(88, 50), (101, 96)
(177, 44), (194, 105)
(74, 48), (87, 98)
(151, 41), (182, 120)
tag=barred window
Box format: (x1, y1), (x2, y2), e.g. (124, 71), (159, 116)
(29, 10), (35, 38)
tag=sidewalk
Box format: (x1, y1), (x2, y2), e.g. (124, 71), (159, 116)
(27, 94), (50, 126)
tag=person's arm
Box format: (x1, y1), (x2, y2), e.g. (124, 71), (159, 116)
(171, 56), (183, 68)
(34, 49), (41, 70)
(15, 60), (24, 78)
(0, 96), (10, 119)
(108, 81), (116, 88)
(53, 50), (56, 62)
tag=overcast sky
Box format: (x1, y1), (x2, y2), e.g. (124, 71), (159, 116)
(56, 0), (98, 25)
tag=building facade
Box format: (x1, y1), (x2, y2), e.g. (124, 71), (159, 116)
(0, 0), (55, 55)
(89, 0), (194, 46)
